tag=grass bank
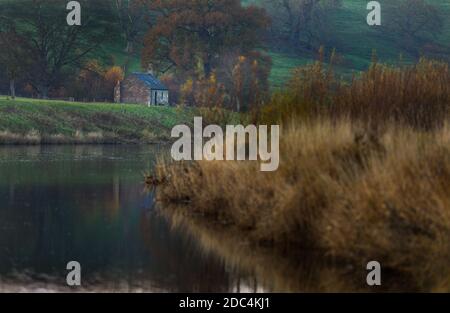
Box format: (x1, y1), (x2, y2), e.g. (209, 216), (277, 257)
(0, 97), (190, 144)
(152, 119), (450, 279)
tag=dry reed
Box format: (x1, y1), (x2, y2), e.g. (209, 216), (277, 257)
(153, 119), (450, 276)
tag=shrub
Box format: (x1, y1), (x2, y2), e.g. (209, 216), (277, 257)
(261, 56), (450, 130)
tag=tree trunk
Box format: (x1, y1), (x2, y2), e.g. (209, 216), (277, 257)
(122, 40), (134, 74)
(123, 57), (129, 74)
(204, 60), (212, 78)
(9, 79), (15, 99)
(125, 40), (134, 54)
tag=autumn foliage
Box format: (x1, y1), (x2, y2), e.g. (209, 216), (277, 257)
(70, 60), (124, 102)
(141, 0), (270, 77)
(261, 53), (450, 130)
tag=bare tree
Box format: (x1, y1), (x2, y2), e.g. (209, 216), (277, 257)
(263, 0), (342, 51)
(0, 0), (110, 98)
(0, 23), (29, 99)
(385, 0), (444, 54)
(113, 0), (151, 73)
(114, 0), (148, 55)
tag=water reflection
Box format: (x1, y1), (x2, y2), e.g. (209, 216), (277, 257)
(158, 206), (450, 293)
(0, 145), (448, 292)
(0, 145), (244, 292)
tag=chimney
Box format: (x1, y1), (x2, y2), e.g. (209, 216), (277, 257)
(114, 80), (121, 103)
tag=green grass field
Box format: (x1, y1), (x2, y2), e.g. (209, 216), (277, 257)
(4, 0), (446, 90)
(0, 97), (190, 144)
(246, 0), (450, 87)
(2, 1), (449, 94)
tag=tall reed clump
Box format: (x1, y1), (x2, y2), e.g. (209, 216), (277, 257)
(334, 58), (450, 130)
(151, 56), (450, 282)
(154, 120), (450, 277)
(321, 123), (450, 276)
(261, 56), (450, 130)
(260, 49), (338, 125)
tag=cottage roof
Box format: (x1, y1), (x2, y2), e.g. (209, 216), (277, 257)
(133, 72), (168, 90)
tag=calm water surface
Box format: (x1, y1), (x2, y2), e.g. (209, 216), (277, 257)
(0, 145), (259, 292)
(0, 145), (437, 292)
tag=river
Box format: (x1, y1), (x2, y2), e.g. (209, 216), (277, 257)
(0, 145), (442, 293)
(0, 145), (262, 292)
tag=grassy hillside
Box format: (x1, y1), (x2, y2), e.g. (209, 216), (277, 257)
(246, 0), (450, 87)
(107, 0), (450, 88)
(0, 97), (190, 144)
(2, 0), (449, 91)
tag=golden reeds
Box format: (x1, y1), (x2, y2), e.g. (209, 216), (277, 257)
(153, 119), (450, 277)
(261, 58), (450, 130)
(151, 58), (450, 279)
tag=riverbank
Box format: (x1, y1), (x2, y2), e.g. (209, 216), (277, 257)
(151, 118), (450, 281)
(0, 97), (190, 144)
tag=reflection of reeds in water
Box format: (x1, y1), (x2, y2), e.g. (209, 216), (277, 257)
(158, 206), (449, 292)
(152, 120), (450, 292)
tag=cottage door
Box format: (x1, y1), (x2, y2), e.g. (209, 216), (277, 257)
(153, 91), (158, 105)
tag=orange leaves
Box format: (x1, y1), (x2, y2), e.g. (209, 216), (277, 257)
(141, 0), (270, 76)
(75, 60), (125, 102)
(84, 59), (105, 74)
(180, 73), (227, 109)
(228, 51), (272, 112)
(105, 66), (124, 86)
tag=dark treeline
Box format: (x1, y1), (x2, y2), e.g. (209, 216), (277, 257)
(0, 0), (147, 101)
(0, 0), (448, 110)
